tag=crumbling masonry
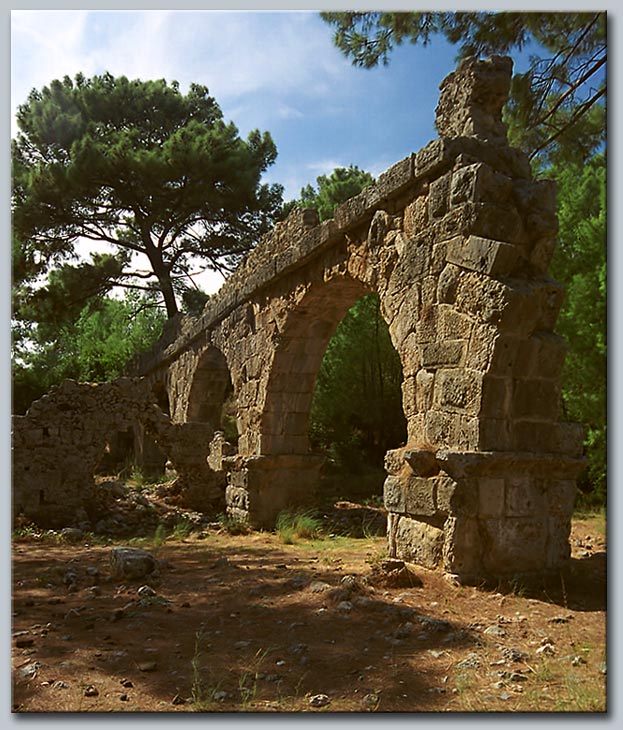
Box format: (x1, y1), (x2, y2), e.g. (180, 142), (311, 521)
(12, 56), (585, 581)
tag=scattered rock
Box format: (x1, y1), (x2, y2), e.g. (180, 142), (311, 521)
(362, 692), (379, 708)
(309, 581), (332, 594)
(52, 681), (69, 689)
(213, 690), (228, 701)
(536, 643), (555, 657)
(19, 662), (41, 679)
(419, 617), (451, 633)
(549, 615), (571, 624)
(137, 660), (157, 672)
(59, 528), (83, 543)
(137, 585), (157, 598)
(110, 547), (158, 580)
(484, 624), (506, 638)
(337, 601), (353, 612)
(371, 559), (423, 589)
(288, 576), (309, 590)
(309, 693), (330, 707)
(83, 685), (99, 697)
(234, 640), (251, 650)
(172, 694), (186, 705)
(456, 653), (481, 670)
(571, 655), (587, 666)
(501, 647), (527, 663)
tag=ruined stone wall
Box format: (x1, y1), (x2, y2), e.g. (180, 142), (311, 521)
(12, 378), (226, 528)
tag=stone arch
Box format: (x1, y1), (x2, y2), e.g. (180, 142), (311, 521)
(186, 345), (235, 429)
(259, 276), (372, 455)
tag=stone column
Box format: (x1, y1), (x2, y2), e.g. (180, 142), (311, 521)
(223, 454), (324, 528)
(384, 447), (584, 581)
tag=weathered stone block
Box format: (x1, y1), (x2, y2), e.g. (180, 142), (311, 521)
(425, 410), (460, 447)
(420, 340), (465, 368)
(457, 416), (480, 450)
(438, 305), (473, 340)
(512, 378), (561, 420)
(404, 476), (437, 516)
(464, 322), (497, 371)
(428, 173), (452, 218)
(436, 477), (477, 517)
(110, 547), (159, 580)
(434, 368), (482, 414)
(480, 375), (511, 419)
(414, 370), (435, 412)
(446, 235), (519, 278)
(415, 138), (458, 181)
(546, 516), (572, 567)
(450, 163), (513, 207)
(545, 479), (576, 516)
(437, 263), (461, 303)
(403, 195), (429, 237)
(442, 516), (482, 576)
(415, 305), (439, 343)
(435, 476), (457, 514)
(384, 448), (405, 476)
(395, 515), (444, 569)
(404, 448), (438, 477)
(505, 477), (546, 517)
(534, 331), (568, 379)
(478, 477), (505, 517)
(383, 475), (405, 513)
(377, 154), (414, 198)
(480, 516), (548, 574)
(478, 418), (513, 451)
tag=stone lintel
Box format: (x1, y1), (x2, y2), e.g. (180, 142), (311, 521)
(435, 449), (586, 480)
(223, 453), (325, 472)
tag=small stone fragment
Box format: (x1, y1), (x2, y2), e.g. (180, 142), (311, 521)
(137, 660), (157, 672)
(309, 693), (330, 707)
(83, 685), (99, 697)
(137, 585), (156, 598)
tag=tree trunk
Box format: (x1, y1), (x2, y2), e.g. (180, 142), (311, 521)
(150, 256), (178, 318)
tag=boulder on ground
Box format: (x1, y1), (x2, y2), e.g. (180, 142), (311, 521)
(110, 546), (158, 580)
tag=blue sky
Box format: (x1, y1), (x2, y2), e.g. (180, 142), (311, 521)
(11, 10), (462, 203)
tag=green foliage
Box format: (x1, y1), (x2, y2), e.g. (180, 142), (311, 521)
(549, 153), (606, 504)
(171, 518), (195, 541)
(297, 165), (374, 221)
(310, 293), (406, 469)
(321, 11), (606, 165)
(12, 291), (166, 414)
(275, 509), (323, 544)
(12, 72), (284, 317)
(217, 512), (252, 536)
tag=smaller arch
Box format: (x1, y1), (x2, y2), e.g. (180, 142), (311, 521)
(186, 346), (236, 436)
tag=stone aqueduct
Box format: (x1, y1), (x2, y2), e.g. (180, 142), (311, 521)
(13, 57), (586, 581)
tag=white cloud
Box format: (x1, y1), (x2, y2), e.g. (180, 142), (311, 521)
(305, 159), (349, 176)
(276, 103), (304, 120)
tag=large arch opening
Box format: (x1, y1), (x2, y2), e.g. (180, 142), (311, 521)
(310, 291), (406, 505)
(257, 277), (407, 531)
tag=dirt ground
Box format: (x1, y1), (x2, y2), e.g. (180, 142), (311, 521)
(11, 507), (606, 714)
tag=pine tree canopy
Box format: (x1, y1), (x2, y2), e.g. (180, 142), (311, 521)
(12, 73), (284, 318)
